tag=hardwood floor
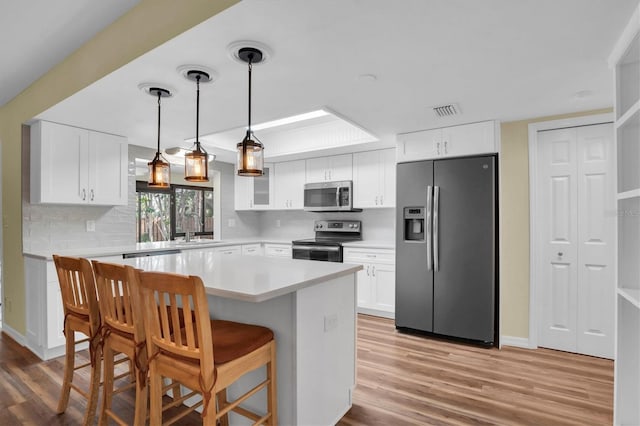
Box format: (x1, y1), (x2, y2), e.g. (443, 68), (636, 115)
(339, 315), (613, 426)
(0, 314), (613, 425)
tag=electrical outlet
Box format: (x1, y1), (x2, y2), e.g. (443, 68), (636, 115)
(324, 314), (338, 332)
(228, 219), (236, 228)
(276, 219), (281, 228)
(86, 220), (96, 232)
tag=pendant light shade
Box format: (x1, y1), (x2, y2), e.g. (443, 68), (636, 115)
(185, 70), (211, 182)
(237, 130), (264, 176)
(147, 87), (171, 188)
(236, 47), (265, 177)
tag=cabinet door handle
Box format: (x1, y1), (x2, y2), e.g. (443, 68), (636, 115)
(372, 266), (376, 277)
(90, 189), (94, 201)
(380, 195), (384, 205)
(444, 140), (448, 154)
(366, 265), (370, 276)
(82, 189), (86, 201)
(436, 141), (440, 155)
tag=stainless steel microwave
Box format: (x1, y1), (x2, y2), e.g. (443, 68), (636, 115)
(303, 180), (356, 212)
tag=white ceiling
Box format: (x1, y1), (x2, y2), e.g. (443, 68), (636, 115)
(15, 0), (638, 162)
(0, 0), (139, 106)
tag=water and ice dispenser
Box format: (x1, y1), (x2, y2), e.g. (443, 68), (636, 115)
(403, 207), (425, 241)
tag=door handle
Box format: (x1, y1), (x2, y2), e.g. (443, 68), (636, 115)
(434, 185), (440, 271)
(372, 266), (376, 277)
(426, 185), (433, 271)
(90, 189), (94, 201)
(82, 189), (86, 201)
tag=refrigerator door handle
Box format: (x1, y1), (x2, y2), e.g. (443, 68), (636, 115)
(426, 185), (433, 271)
(433, 185), (440, 271)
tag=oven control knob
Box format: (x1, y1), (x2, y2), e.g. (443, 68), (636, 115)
(349, 224), (354, 228)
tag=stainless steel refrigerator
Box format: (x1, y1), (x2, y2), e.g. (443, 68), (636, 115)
(395, 155), (497, 345)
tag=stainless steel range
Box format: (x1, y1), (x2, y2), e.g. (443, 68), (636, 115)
(292, 220), (362, 262)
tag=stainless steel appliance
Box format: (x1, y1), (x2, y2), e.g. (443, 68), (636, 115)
(303, 181), (361, 212)
(292, 220), (362, 262)
(396, 155), (497, 345)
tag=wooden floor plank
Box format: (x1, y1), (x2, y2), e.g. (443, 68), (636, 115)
(339, 315), (613, 426)
(1, 314), (613, 425)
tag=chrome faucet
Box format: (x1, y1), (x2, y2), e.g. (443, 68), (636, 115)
(185, 231), (192, 242)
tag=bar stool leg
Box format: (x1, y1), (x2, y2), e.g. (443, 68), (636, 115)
(268, 341), (278, 426)
(83, 343), (102, 425)
(133, 368), (148, 426)
(99, 344), (114, 426)
(56, 324), (75, 414)
(217, 389), (229, 426)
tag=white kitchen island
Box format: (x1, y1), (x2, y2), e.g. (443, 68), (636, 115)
(118, 250), (361, 426)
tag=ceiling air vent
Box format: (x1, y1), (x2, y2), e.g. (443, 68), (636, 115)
(432, 103), (460, 118)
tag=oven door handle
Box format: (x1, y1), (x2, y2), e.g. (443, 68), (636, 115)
(292, 245), (341, 252)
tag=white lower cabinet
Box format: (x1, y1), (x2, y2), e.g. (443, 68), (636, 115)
(343, 247), (395, 318)
(264, 243), (292, 258)
(214, 245), (241, 256)
(242, 243), (263, 256)
(25, 254), (122, 360)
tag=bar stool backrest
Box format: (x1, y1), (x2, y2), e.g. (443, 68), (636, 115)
(137, 271), (215, 375)
(53, 255), (100, 336)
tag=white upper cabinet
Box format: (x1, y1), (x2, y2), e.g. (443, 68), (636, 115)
(396, 120), (498, 163)
(30, 120), (128, 205)
(234, 163), (274, 210)
(88, 131), (129, 205)
(305, 154), (352, 183)
(274, 160), (306, 209)
(353, 149), (396, 208)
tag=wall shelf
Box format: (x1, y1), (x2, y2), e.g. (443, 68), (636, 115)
(617, 189), (640, 200)
(613, 4), (640, 424)
(618, 287), (640, 309)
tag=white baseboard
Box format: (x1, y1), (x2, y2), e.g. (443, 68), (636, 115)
(501, 335), (534, 349)
(1, 323), (26, 346)
(357, 307), (395, 319)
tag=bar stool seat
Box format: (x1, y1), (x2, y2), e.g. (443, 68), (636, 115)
(135, 269), (278, 426)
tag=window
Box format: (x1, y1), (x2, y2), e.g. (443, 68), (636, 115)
(136, 182), (214, 242)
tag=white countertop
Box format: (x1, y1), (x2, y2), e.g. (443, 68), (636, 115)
(115, 250), (361, 302)
(23, 239), (294, 260)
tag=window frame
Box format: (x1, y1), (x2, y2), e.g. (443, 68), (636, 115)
(135, 181), (214, 242)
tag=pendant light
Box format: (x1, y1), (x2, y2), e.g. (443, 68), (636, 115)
(236, 47), (264, 177)
(184, 70), (212, 182)
(147, 87), (172, 187)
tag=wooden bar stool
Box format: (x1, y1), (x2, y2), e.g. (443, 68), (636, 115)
(92, 260), (148, 426)
(52, 255), (102, 426)
(135, 269), (278, 426)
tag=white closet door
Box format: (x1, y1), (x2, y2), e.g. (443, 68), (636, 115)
(538, 128), (579, 353)
(537, 123), (615, 359)
(575, 123), (615, 358)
